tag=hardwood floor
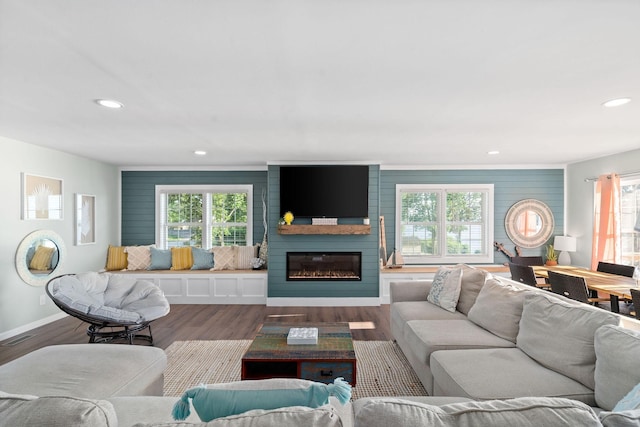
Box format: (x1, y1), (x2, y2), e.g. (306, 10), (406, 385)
(0, 304), (391, 366)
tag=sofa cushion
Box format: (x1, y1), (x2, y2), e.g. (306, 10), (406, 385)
(391, 300), (467, 340)
(516, 292), (618, 390)
(404, 319), (515, 365)
(430, 347), (596, 404)
(594, 324), (640, 411)
(467, 278), (531, 343)
(427, 266), (463, 312)
(354, 396), (600, 427)
(0, 392), (118, 427)
(103, 274), (138, 305)
(455, 264), (488, 315)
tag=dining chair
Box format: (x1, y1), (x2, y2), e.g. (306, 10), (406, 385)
(510, 256), (545, 266)
(630, 288), (640, 320)
(547, 270), (609, 306)
(508, 262), (538, 287)
(596, 261), (636, 278)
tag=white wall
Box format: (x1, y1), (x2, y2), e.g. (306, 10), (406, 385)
(0, 137), (119, 339)
(566, 148), (640, 268)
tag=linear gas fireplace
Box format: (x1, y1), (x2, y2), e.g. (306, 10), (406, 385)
(286, 252), (362, 281)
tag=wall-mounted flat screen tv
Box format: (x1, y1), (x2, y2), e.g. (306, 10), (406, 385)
(279, 165), (369, 218)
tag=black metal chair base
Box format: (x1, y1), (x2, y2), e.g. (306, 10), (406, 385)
(87, 323), (154, 345)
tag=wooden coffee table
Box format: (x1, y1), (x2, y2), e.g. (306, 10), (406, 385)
(241, 322), (357, 385)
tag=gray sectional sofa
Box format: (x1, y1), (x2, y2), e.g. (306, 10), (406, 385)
(390, 264), (640, 423)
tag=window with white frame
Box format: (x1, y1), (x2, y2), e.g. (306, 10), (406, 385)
(156, 185), (252, 249)
(620, 177), (640, 269)
(395, 184), (494, 264)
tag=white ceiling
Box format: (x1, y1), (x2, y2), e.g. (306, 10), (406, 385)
(1, 0), (639, 168)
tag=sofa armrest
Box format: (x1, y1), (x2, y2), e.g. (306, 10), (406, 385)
(390, 280), (433, 303)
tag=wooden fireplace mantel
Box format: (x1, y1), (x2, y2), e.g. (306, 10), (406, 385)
(277, 224), (371, 235)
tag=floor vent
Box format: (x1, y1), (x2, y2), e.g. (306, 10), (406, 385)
(2, 334), (35, 346)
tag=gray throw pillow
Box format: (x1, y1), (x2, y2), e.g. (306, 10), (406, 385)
(467, 278), (531, 343)
(455, 264), (488, 315)
(594, 324), (640, 411)
(516, 292), (619, 390)
(427, 266), (463, 312)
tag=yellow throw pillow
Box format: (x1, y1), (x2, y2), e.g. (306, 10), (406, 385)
(105, 245), (128, 271)
(30, 246), (55, 271)
(171, 247), (194, 270)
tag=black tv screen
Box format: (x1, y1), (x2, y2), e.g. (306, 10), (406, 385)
(280, 165), (369, 218)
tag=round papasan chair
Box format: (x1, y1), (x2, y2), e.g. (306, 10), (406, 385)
(46, 272), (170, 345)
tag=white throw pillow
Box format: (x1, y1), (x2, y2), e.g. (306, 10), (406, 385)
(211, 246), (237, 271)
(427, 266), (463, 312)
(125, 245), (154, 271)
(235, 245), (257, 270)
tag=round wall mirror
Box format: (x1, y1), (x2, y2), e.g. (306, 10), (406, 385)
(15, 229), (66, 287)
(505, 199), (554, 249)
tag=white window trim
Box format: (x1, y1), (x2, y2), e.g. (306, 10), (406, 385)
(155, 184), (253, 249)
(395, 183), (494, 264)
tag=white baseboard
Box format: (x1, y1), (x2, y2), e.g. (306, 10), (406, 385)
(266, 297), (380, 307)
(0, 312), (67, 342)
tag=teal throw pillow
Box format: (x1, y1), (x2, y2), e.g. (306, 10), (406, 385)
(614, 382), (640, 412)
(191, 247), (214, 270)
(172, 377), (351, 421)
(148, 247), (172, 270)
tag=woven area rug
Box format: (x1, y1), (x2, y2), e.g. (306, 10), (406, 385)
(163, 340), (427, 400)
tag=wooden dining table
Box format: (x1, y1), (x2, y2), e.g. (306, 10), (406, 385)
(532, 265), (639, 313)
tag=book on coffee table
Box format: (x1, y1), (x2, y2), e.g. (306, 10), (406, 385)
(287, 327), (319, 345)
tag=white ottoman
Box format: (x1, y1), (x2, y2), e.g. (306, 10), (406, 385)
(0, 344), (166, 398)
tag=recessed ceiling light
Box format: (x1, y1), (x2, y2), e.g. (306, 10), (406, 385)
(194, 150), (207, 156)
(602, 97), (631, 108)
(95, 99), (124, 109)
(488, 150), (500, 155)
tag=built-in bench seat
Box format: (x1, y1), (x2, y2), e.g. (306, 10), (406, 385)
(103, 244), (268, 304)
(111, 269), (268, 304)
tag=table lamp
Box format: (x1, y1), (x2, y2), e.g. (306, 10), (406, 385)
(554, 236), (577, 265)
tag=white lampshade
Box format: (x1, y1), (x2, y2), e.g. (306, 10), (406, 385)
(554, 236), (576, 252)
(554, 236), (576, 265)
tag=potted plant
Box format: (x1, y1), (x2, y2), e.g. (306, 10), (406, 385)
(546, 244), (558, 266)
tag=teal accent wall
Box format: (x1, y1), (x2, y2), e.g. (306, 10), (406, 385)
(120, 167), (563, 298)
(267, 165), (380, 298)
(380, 169), (564, 265)
(121, 170), (268, 246)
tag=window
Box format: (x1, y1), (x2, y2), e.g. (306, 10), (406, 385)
(396, 184), (494, 264)
(620, 178), (640, 269)
(156, 185), (252, 249)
